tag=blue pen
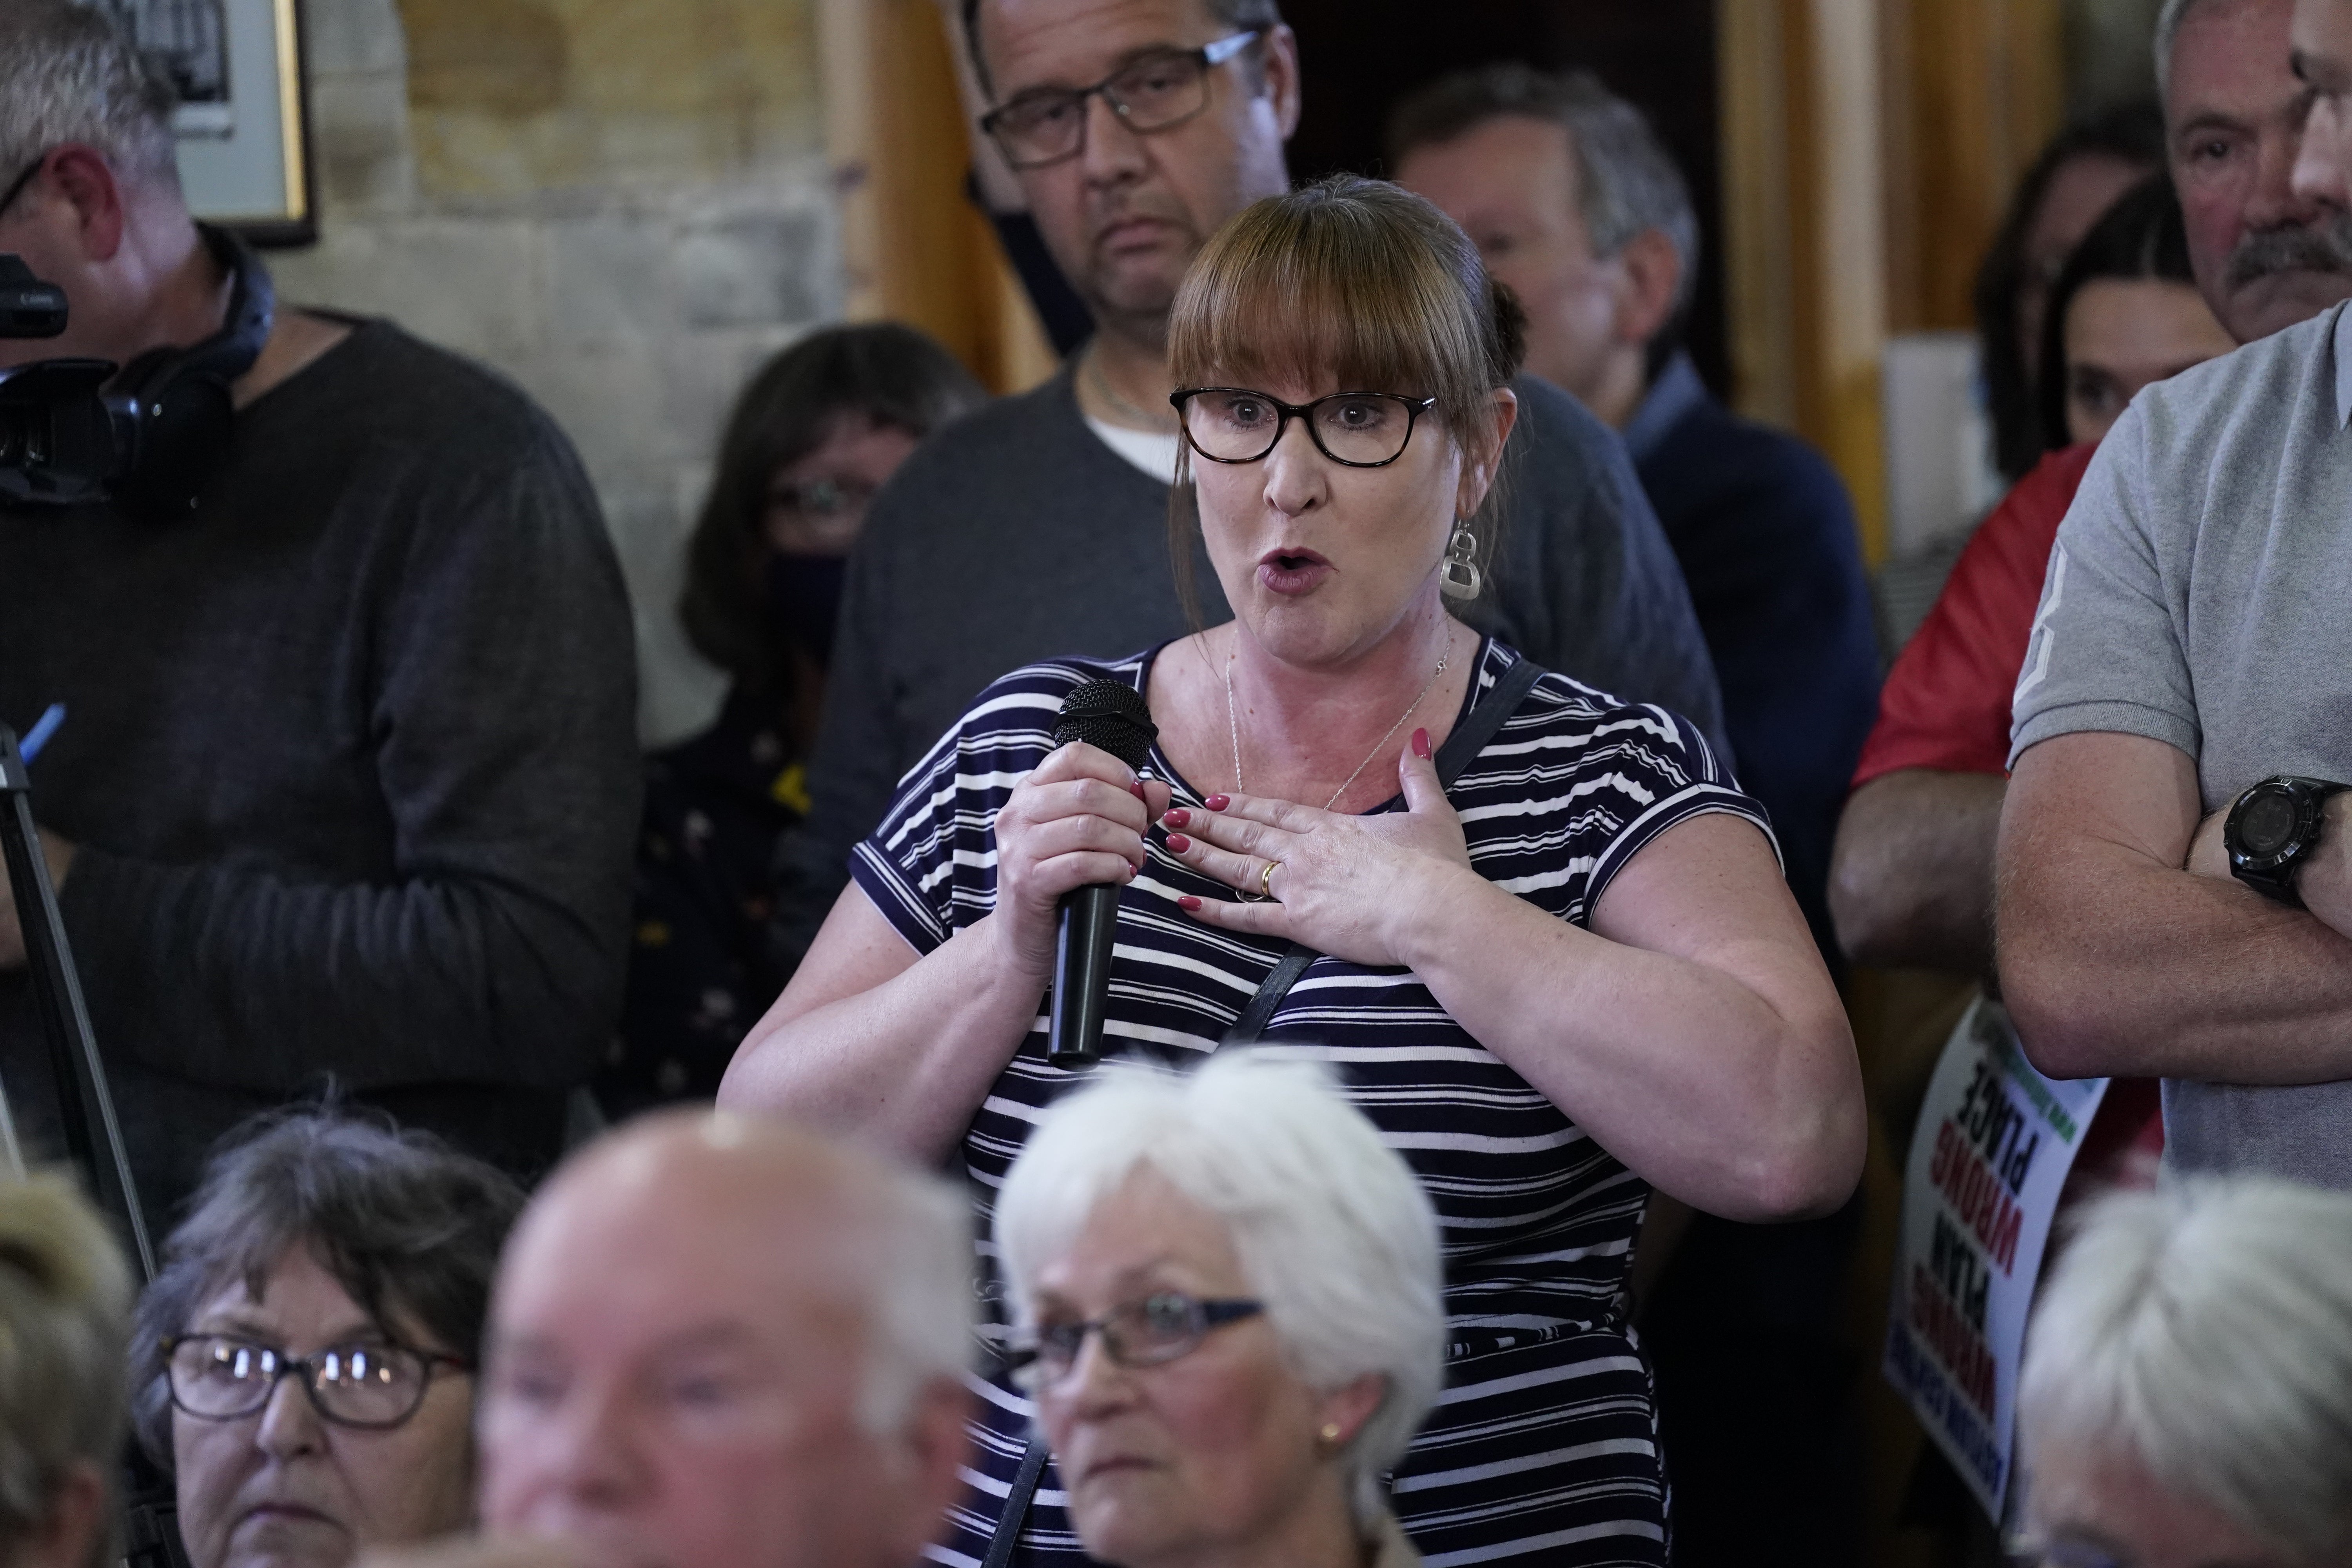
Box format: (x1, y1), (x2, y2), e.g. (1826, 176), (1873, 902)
(18, 704), (64, 765)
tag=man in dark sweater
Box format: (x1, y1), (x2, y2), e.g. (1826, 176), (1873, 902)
(776, 0), (1724, 954)
(1395, 64), (1880, 1568)
(0, 2), (638, 1210)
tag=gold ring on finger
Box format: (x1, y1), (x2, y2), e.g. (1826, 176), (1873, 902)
(1259, 859), (1279, 900)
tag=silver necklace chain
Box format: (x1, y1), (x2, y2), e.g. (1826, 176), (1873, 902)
(1084, 341), (1179, 433)
(1223, 639), (1451, 813)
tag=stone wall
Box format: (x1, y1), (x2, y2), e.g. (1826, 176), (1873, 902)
(275, 0), (838, 743)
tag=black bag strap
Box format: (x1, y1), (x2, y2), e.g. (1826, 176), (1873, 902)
(982, 1435), (1054, 1568)
(1220, 652), (1547, 1047)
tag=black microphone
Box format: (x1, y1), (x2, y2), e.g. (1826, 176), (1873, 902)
(1047, 680), (1159, 1066)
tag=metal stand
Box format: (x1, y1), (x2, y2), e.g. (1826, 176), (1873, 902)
(0, 723), (152, 1281)
(0, 723), (185, 1568)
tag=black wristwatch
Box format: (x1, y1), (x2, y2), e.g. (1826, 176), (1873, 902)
(2224, 775), (2349, 906)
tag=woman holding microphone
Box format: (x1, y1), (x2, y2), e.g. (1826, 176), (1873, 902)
(720, 176), (1863, 1565)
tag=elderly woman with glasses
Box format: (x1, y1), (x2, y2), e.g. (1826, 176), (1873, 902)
(722, 174), (1864, 1565)
(996, 1053), (1439, 1568)
(127, 1111), (526, 1568)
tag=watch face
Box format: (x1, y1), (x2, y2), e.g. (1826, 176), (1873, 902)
(2242, 790), (2300, 856)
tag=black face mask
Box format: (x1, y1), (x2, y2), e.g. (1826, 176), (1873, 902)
(765, 552), (848, 669)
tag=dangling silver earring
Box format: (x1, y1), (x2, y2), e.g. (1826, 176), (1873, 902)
(1440, 519), (1483, 600)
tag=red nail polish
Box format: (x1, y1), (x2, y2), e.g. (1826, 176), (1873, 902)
(1412, 728), (1432, 759)
(1177, 895), (1202, 911)
(1166, 833), (1191, 853)
(1205, 794), (1230, 811)
(1164, 808), (1190, 828)
(1129, 779), (1146, 799)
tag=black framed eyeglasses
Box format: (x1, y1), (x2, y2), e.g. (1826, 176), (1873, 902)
(1171, 387), (1439, 468)
(163, 1333), (471, 1430)
(980, 32), (1259, 170)
(0, 151), (49, 222)
(1003, 1291), (1263, 1387)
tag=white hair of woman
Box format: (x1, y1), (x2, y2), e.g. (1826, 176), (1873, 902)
(995, 1050), (1446, 1528)
(2018, 1178), (2352, 1565)
(0, 1170), (132, 1568)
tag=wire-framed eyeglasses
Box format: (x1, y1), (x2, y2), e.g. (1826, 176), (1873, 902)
(163, 1333), (471, 1430)
(1171, 387), (1439, 468)
(0, 151), (50, 222)
(1002, 1290), (1263, 1388)
(980, 33), (1259, 170)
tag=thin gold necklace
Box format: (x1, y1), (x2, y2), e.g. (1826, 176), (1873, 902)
(1084, 341), (1179, 433)
(1224, 638), (1451, 812)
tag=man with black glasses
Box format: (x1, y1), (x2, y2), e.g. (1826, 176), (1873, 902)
(771, 0), (1724, 962)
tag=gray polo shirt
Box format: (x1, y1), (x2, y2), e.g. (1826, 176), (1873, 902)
(2010, 300), (2352, 1187)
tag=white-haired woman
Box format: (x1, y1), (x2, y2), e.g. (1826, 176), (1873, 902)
(995, 1053), (1441, 1568)
(2014, 1178), (2352, 1568)
(0, 1172), (131, 1568)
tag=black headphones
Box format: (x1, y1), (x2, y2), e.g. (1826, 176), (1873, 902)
(104, 222), (275, 515)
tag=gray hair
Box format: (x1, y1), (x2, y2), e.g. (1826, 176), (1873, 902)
(1388, 63), (1700, 327)
(836, 1143), (977, 1437)
(2019, 1178), (2352, 1565)
(0, 0), (180, 189)
(995, 1052), (1446, 1529)
(127, 1111), (528, 1466)
(0, 1172), (131, 1568)
(2153, 0), (2225, 109)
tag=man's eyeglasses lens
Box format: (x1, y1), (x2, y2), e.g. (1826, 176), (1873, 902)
(167, 1334), (441, 1427)
(988, 49), (1216, 168)
(1009, 1291), (1261, 1386)
(1178, 390), (1424, 466)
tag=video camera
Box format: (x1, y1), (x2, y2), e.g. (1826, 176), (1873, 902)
(0, 252), (130, 508)
(0, 229), (272, 514)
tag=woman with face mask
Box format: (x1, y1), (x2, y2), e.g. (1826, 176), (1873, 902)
(601, 324), (985, 1116)
(722, 176), (1864, 1566)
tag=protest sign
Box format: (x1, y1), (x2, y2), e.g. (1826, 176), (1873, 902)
(1884, 993), (2108, 1520)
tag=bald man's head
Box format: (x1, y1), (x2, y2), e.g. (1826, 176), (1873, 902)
(475, 1113), (972, 1568)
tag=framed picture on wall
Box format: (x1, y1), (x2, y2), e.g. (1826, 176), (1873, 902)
(109, 0), (316, 245)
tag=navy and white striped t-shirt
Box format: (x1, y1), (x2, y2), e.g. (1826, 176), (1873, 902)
(852, 638), (1770, 1567)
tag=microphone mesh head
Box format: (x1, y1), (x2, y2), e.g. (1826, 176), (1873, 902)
(1053, 679), (1158, 771)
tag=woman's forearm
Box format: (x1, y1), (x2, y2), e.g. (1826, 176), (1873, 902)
(1395, 867), (1862, 1222)
(718, 912), (1049, 1165)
